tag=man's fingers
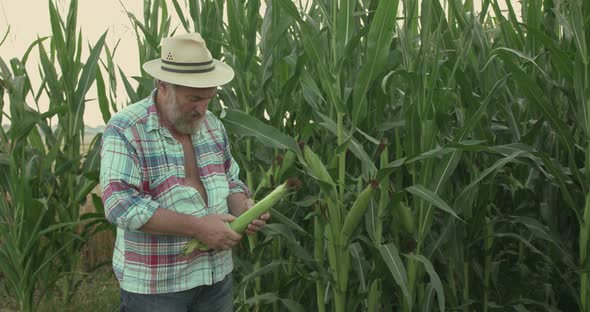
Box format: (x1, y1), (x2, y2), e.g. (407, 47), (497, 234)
(220, 214), (237, 222)
(226, 229), (241, 241)
(249, 219), (263, 227)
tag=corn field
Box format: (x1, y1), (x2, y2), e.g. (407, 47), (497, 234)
(0, 0), (589, 311)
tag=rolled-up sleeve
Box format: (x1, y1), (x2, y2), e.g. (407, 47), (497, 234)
(100, 125), (159, 231)
(220, 122), (251, 197)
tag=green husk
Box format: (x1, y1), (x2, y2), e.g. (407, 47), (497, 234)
(183, 179), (299, 254)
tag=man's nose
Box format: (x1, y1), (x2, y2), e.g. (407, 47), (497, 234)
(195, 101), (208, 115)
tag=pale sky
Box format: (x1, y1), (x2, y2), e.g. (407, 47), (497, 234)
(0, 1), (518, 127)
(0, 0), (146, 127)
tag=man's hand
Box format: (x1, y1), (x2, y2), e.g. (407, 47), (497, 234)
(245, 211), (270, 235)
(227, 195), (271, 235)
(194, 214), (241, 251)
(242, 199), (270, 235)
(227, 193), (250, 216)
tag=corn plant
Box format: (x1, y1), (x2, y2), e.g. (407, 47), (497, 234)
(489, 0), (590, 310)
(3, 0), (590, 310)
(122, 0), (173, 101)
(0, 46), (67, 312)
(31, 0), (109, 302)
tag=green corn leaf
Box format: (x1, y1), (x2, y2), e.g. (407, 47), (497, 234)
(21, 36), (49, 65)
(270, 208), (312, 238)
(170, 0), (190, 31)
(118, 66), (139, 103)
(317, 112), (377, 175)
(406, 254), (444, 312)
(0, 25), (9, 47)
(507, 215), (575, 268)
(407, 184), (462, 222)
(72, 32), (107, 134)
(454, 151), (527, 218)
(222, 108), (299, 152)
(533, 154), (580, 224)
(365, 197), (380, 244)
(262, 224), (314, 262)
(38, 43), (60, 100)
(570, 1), (588, 65)
(352, 0), (399, 125)
(378, 243), (412, 311)
(498, 54), (581, 187)
(48, 0), (67, 72)
(520, 24), (574, 80)
(244, 293), (305, 312)
(335, 0), (355, 57)
(349, 242), (368, 293)
(422, 284), (435, 312)
(95, 69), (111, 124)
(238, 259), (289, 285)
(275, 0), (304, 24)
(65, 0), (79, 52)
(74, 31), (107, 101)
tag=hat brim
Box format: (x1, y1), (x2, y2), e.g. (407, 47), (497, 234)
(143, 59), (234, 88)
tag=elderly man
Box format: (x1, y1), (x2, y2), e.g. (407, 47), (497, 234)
(100, 33), (269, 312)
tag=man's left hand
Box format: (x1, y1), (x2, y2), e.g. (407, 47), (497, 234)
(245, 211), (270, 235)
(228, 195), (271, 235)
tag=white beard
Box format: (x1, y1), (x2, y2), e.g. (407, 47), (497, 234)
(164, 89), (204, 135)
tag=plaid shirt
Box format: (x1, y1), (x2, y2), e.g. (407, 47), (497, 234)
(100, 91), (249, 294)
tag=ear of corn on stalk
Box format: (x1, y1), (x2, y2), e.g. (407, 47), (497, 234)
(255, 150), (298, 194)
(397, 200), (414, 234)
(182, 178), (301, 254)
(367, 279), (381, 312)
(277, 150), (297, 180)
(303, 145), (335, 186)
(340, 181), (378, 245)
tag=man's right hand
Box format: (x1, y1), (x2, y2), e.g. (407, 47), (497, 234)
(194, 214), (242, 251)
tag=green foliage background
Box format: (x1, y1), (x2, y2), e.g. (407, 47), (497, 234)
(0, 0), (589, 311)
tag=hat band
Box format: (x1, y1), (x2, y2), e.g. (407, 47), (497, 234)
(161, 59), (215, 74)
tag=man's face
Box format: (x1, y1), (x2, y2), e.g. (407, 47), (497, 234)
(163, 84), (217, 135)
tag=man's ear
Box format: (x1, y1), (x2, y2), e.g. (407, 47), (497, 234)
(157, 81), (172, 96)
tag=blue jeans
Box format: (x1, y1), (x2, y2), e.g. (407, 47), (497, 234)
(120, 273), (233, 312)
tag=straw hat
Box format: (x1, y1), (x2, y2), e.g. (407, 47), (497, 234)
(143, 33), (234, 88)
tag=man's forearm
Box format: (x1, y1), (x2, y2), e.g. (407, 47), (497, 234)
(139, 208), (200, 237)
(140, 192), (250, 236)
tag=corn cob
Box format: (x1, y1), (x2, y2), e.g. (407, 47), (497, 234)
(397, 200), (414, 234)
(183, 178), (301, 254)
(255, 155), (280, 194)
(367, 279), (381, 312)
(376, 139), (389, 245)
(277, 150), (297, 180)
(303, 145), (335, 185)
(340, 181), (378, 245)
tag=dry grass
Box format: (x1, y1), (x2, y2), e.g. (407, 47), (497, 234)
(79, 186), (116, 271)
(0, 266), (120, 312)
